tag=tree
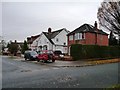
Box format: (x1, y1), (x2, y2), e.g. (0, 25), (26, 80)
(22, 40), (29, 54)
(8, 41), (18, 56)
(1, 40), (7, 52)
(97, 0), (120, 44)
(109, 31), (118, 45)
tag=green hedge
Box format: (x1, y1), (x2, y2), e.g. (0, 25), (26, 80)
(70, 44), (120, 60)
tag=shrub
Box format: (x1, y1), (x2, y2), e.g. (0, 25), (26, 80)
(70, 44), (82, 60)
(70, 44), (120, 60)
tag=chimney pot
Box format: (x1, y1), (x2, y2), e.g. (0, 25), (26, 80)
(48, 28), (52, 33)
(94, 21), (98, 31)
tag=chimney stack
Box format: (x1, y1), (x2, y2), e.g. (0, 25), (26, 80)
(48, 28), (52, 34)
(94, 21), (98, 31)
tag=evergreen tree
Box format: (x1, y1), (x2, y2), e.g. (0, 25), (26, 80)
(22, 40), (29, 54)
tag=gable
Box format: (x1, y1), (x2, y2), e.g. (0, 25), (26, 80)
(51, 29), (69, 45)
(31, 36), (40, 46)
(39, 32), (54, 45)
(53, 28), (69, 39)
(42, 28), (69, 45)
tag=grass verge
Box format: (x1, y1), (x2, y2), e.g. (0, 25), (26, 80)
(104, 84), (120, 90)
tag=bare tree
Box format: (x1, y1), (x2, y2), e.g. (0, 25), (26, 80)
(97, 0), (120, 44)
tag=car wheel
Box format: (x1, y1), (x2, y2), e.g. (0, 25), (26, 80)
(43, 60), (47, 63)
(47, 59), (51, 62)
(52, 59), (55, 62)
(25, 58), (27, 61)
(37, 59), (39, 62)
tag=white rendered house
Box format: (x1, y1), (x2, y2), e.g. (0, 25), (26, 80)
(37, 28), (69, 54)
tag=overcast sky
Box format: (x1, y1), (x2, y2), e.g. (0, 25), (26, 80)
(2, 0), (103, 42)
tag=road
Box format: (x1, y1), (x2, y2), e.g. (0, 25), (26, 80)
(2, 56), (119, 88)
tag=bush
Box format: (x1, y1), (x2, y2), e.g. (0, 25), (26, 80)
(70, 44), (82, 60)
(70, 44), (120, 60)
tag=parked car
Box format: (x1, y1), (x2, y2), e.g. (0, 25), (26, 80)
(53, 50), (64, 60)
(37, 50), (55, 63)
(24, 50), (38, 61)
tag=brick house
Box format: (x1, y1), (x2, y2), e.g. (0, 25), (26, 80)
(67, 21), (108, 54)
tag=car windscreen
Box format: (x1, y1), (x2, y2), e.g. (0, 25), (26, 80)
(30, 51), (38, 56)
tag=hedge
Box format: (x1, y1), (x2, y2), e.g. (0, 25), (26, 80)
(70, 44), (120, 60)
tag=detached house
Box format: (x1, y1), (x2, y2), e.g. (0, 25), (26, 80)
(67, 21), (108, 54)
(34, 28), (69, 54)
(27, 34), (40, 51)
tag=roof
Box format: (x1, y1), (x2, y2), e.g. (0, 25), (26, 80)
(43, 29), (63, 39)
(67, 24), (108, 36)
(27, 34), (40, 44)
(43, 28), (69, 45)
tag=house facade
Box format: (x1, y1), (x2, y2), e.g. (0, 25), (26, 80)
(27, 34), (40, 51)
(67, 21), (108, 54)
(30, 28), (69, 53)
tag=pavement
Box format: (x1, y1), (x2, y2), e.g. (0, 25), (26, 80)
(44, 58), (120, 67)
(5, 55), (120, 67)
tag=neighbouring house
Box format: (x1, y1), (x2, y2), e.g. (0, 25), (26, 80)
(36, 28), (69, 54)
(27, 34), (40, 51)
(67, 21), (108, 55)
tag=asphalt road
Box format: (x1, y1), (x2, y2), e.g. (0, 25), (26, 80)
(2, 56), (119, 88)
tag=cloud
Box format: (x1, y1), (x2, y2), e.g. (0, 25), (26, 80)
(2, 1), (102, 42)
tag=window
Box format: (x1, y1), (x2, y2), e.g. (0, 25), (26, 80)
(82, 33), (85, 39)
(43, 45), (47, 50)
(69, 35), (73, 40)
(75, 33), (79, 40)
(56, 38), (59, 42)
(79, 33), (82, 39)
(75, 33), (85, 40)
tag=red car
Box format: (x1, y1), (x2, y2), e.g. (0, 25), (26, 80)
(37, 50), (55, 63)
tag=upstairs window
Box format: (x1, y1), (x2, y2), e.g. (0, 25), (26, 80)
(69, 35), (73, 40)
(79, 33), (82, 39)
(75, 33), (79, 40)
(75, 33), (85, 40)
(82, 33), (85, 39)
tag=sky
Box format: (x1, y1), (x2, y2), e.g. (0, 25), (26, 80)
(1, 0), (103, 42)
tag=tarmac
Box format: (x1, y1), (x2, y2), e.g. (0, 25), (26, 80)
(8, 56), (120, 67)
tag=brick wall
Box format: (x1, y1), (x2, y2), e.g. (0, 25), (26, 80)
(85, 32), (96, 45)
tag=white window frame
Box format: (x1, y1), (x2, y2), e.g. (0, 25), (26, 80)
(79, 33), (82, 40)
(74, 33), (85, 40)
(75, 33), (79, 40)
